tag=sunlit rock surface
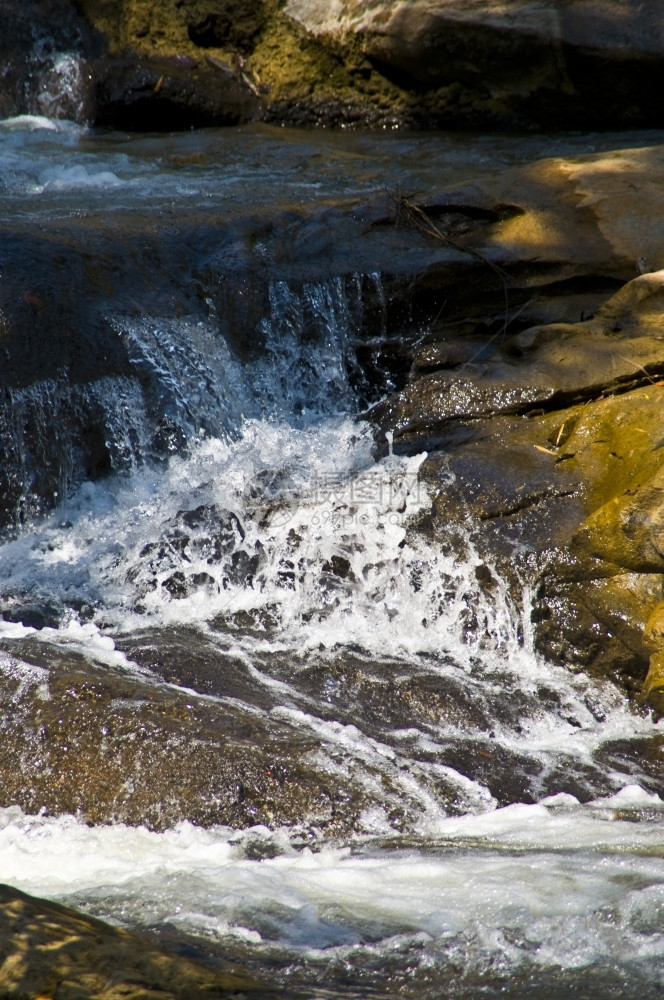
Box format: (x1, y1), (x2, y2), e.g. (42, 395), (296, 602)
(0, 883), (260, 999)
(359, 150), (664, 697)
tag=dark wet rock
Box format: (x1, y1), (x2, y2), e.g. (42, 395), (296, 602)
(131, 505), (252, 605)
(243, 648), (621, 806)
(371, 273), (664, 455)
(0, 883), (259, 999)
(177, 0), (268, 53)
(532, 581), (646, 689)
(292, 653), (499, 733)
(115, 625), (280, 708)
(537, 755), (615, 803)
(0, 634), (352, 831)
(425, 415), (580, 523)
(1, 600), (66, 631)
(1, 630), (501, 832)
(210, 605), (281, 639)
(91, 54), (262, 130)
(593, 736), (664, 798)
(433, 738), (543, 806)
(0, 0), (101, 122)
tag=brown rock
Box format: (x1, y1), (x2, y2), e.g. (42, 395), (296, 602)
(7, 0), (664, 128)
(176, 0), (268, 53)
(372, 272), (664, 454)
(644, 649), (664, 714)
(0, 631), (351, 831)
(0, 883), (258, 999)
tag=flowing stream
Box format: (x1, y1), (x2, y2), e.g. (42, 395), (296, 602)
(1, 116), (664, 998)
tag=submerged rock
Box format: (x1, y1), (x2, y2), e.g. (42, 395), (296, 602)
(0, 883), (260, 998)
(2, 622), (624, 831)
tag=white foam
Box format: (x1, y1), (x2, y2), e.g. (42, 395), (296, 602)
(1, 403), (659, 767)
(0, 412), (501, 661)
(0, 620), (36, 639)
(2, 795), (664, 972)
(0, 115), (65, 132)
(34, 163), (125, 192)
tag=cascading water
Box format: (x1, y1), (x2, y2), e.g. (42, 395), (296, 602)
(1, 117), (664, 999)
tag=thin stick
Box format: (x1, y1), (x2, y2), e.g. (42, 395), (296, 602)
(392, 194), (511, 341)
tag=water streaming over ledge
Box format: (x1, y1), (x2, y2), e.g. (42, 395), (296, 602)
(1, 117), (664, 997)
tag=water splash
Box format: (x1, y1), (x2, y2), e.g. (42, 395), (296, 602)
(2, 790), (664, 997)
(1, 267), (663, 996)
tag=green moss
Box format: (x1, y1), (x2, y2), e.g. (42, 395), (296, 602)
(76, 0), (415, 125)
(249, 14), (409, 123)
(78, 0), (193, 54)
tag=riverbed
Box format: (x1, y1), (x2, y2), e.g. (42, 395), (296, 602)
(1, 115), (664, 998)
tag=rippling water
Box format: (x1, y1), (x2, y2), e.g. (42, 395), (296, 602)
(1, 115), (664, 997)
(3, 113), (664, 216)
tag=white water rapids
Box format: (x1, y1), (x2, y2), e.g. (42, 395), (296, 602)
(2, 787), (664, 998)
(1, 116), (664, 998)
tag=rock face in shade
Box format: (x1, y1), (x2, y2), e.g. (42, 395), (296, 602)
(91, 53), (263, 130)
(4, 0), (664, 128)
(0, 883), (260, 999)
(283, 0), (664, 126)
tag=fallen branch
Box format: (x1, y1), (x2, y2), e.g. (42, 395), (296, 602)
(391, 192), (511, 342)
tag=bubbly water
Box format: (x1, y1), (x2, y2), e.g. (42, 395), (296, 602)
(2, 787), (664, 998)
(1, 116), (664, 998)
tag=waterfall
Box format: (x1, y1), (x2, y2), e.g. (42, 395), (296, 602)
(1, 120), (664, 1000)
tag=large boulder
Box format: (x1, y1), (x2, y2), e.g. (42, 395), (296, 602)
(359, 144), (664, 699)
(283, 0), (664, 127)
(0, 629), (356, 831)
